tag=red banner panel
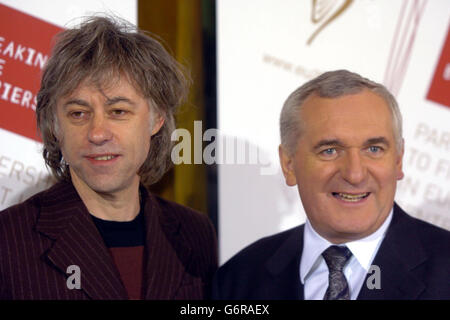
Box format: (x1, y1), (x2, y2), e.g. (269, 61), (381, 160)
(0, 3), (62, 142)
(427, 27), (450, 109)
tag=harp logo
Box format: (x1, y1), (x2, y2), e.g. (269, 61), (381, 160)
(307, 0), (354, 45)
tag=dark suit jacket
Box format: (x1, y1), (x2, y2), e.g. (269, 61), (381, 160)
(0, 181), (218, 300)
(212, 203), (450, 300)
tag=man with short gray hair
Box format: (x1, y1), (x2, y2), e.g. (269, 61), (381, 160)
(0, 16), (217, 300)
(212, 70), (450, 300)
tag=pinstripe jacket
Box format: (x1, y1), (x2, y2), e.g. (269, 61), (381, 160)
(0, 181), (218, 300)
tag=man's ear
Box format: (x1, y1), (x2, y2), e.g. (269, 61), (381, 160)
(279, 144), (298, 186)
(396, 138), (405, 180)
(151, 115), (165, 136)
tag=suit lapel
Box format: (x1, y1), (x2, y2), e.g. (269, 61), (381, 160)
(142, 191), (192, 299)
(36, 182), (128, 300)
(265, 226), (304, 299)
(357, 204), (427, 300)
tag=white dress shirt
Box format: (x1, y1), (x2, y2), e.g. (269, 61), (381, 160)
(300, 209), (393, 300)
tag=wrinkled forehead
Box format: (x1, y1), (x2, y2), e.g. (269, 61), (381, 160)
(57, 69), (144, 102)
(299, 91), (396, 139)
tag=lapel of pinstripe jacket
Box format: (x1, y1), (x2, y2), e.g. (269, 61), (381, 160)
(141, 190), (193, 299)
(36, 181), (128, 300)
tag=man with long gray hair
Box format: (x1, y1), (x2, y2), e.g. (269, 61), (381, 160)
(0, 16), (217, 300)
(212, 70), (450, 300)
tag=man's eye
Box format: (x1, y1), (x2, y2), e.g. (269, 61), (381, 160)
(111, 109), (127, 116)
(69, 111), (85, 119)
(368, 146), (382, 153)
(320, 148), (337, 156)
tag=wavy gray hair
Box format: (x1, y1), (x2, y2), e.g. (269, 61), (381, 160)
(36, 15), (189, 187)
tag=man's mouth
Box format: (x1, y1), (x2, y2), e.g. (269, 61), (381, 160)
(86, 154), (120, 162)
(92, 155), (118, 161)
(332, 192), (370, 202)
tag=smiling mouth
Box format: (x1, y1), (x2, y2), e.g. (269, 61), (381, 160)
(93, 155), (117, 161)
(332, 192), (370, 202)
(86, 154), (119, 161)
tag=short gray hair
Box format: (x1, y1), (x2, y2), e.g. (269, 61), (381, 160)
(279, 70), (403, 155)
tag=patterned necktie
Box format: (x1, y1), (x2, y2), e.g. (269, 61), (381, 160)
(322, 245), (352, 300)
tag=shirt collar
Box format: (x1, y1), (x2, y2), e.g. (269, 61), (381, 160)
(300, 208), (393, 284)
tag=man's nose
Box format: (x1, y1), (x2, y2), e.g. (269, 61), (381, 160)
(87, 114), (113, 145)
(340, 150), (367, 186)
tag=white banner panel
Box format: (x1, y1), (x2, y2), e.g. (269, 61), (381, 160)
(0, 0), (137, 211)
(217, 0), (450, 263)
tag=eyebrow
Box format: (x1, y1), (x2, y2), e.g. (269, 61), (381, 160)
(63, 96), (136, 108)
(364, 137), (390, 147)
(313, 136), (390, 150)
(104, 96), (136, 106)
(63, 99), (90, 108)
(313, 139), (345, 151)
